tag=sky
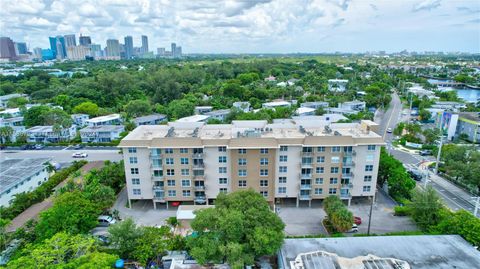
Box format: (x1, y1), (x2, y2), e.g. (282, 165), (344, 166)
(1, 0), (479, 53)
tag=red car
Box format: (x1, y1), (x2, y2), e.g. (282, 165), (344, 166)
(354, 216), (362, 225)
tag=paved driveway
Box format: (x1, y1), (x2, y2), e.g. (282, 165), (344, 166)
(277, 206), (328, 236)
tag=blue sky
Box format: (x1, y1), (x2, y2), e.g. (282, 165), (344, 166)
(1, 0), (479, 53)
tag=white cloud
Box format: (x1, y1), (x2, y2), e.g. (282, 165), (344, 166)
(413, 0), (442, 12)
(23, 17), (55, 27)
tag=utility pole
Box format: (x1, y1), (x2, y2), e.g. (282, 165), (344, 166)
(424, 169), (430, 189)
(473, 197), (480, 217)
(434, 135), (444, 175)
(367, 194), (374, 235)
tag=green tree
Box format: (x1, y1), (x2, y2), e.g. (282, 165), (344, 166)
(72, 101), (100, 117)
(6, 97), (28, 108)
(323, 196), (353, 232)
(133, 226), (171, 265)
(35, 191), (100, 241)
(23, 105), (51, 127)
(378, 148), (415, 201)
(187, 190), (285, 268)
(15, 132), (28, 143)
(418, 109), (431, 121)
(108, 218), (142, 259)
(124, 99), (152, 118)
(82, 177), (116, 210)
(0, 126), (14, 143)
(410, 187), (444, 230)
(167, 99), (195, 120)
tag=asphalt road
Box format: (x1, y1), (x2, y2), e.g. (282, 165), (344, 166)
(0, 149), (123, 167)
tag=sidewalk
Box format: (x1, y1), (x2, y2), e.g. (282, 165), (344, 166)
(428, 172), (475, 207)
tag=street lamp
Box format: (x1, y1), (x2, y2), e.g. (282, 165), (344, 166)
(434, 135), (446, 175)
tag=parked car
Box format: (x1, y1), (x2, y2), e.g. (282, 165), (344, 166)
(73, 144), (84, 150)
(354, 216), (362, 225)
(386, 128), (392, 133)
(0, 145), (5, 150)
(419, 150), (432, 156)
(408, 169), (423, 181)
(347, 224), (359, 233)
(20, 144), (35, 150)
(34, 144), (45, 150)
(97, 215), (116, 227)
(72, 152), (88, 158)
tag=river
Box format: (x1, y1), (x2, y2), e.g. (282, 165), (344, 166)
(427, 79), (480, 103)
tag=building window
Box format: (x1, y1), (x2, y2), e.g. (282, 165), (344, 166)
(279, 176), (287, 184)
(238, 180), (247, 187)
(260, 180), (268, 187)
(365, 165), (373, 172)
(153, 170), (163, 177)
(238, 169), (247, 177)
(315, 178), (324, 184)
(181, 179), (191, 187)
(331, 156), (340, 163)
(183, 190), (191, 197)
(317, 146), (325, 152)
(219, 178), (228, 184)
(165, 158), (174, 165)
(131, 178), (140, 185)
(128, 147), (137, 153)
(260, 158), (269, 165)
(331, 167), (339, 173)
(238, 149), (246, 154)
(315, 188), (323, 195)
(363, 186), (371, 192)
(218, 156), (227, 163)
(238, 158), (247, 165)
(260, 148), (269, 154)
(364, 175), (372, 182)
(218, 146), (227, 152)
(302, 147), (313, 153)
(219, 167), (227, 174)
(129, 157), (138, 164)
(279, 166), (287, 173)
(280, 155), (288, 162)
(260, 169), (268, 176)
(166, 169), (175, 176)
(219, 188), (228, 194)
(343, 146), (353, 152)
(181, 169), (189, 176)
(165, 148), (173, 154)
(130, 168), (139, 174)
(168, 190), (176, 197)
(278, 187), (286, 194)
(180, 158), (189, 165)
(329, 188), (337, 194)
(317, 156), (325, 163)
(366, 154), (374, 162)
(133, 189), (141, 195)
(331, 146), (341, 153)
(152, 158), (162, 167)
(316, 167), (324, 174)
(167, 180), (175, 186)
(367, 145), (376, 151)
(260, 191), (268, 197)
(330, 178), (338, 184)
(180, 148), (188, 153)
(280, 146), (288, 152)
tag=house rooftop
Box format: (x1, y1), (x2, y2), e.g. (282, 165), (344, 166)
(204, 109), (231, 116)
(176, 115), (210, 123)
(0, 158), (51, 191)
(80, 125), (125, 132)
(459, 112), (480, 123)
(86, 114), (121, 123)
(133, 114), (167, 123)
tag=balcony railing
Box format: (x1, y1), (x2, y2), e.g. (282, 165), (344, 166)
(194, 197), (207, 204)
(153, 185), (164, 190)
(300, 184), (312, 190)
(301, 162), (313, 168)
(192, 153), (204, 158)
(341, 183), (353, 189)
(194, 185), (206, 191)
(152, 175), (164, 181)
(344, 150), (356, 156)
(301, 152), (313, 156)
(342, 161), (355, 167)
(192, 163), (205, 170)
(153, 196), (165, 202)
(301, 173), (312, 179)
(193, 175), (205, 180)
(342, 172), (354, 178)
(340, 192), (352, 199)
(299, 194), (312, 200)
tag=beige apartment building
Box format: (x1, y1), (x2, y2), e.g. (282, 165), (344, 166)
(118, 119), (385, 209)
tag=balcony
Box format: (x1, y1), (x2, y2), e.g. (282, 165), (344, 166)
(301, 152), (313, 157)
(194, 196), (207, 204)
(301, 173), (312, 179)
(301, 162), (313, 169)
(193, 175), (205, 180)
(300, 184), (312, 190)
(194, 185), (206, 191)
(342, 161), (355, 167)
(342, 172), (354, 178)
(341, 183), (353, 189)
(153, 185), (164, 190)
(192, 163), (205, 170)
(344, 150), (356, 156)
(192, 153), (204, 159)
(153, 195), (166, 202)
(340, 192), (352, 199)
(150, 152), (163, 158)
(152, 175), (164, 181)
(299, 194), (312, 201)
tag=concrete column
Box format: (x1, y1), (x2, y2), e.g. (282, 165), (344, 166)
(128, 199), (132, 209)
(153, 200), (156, 210)
(296, 197), (299, 208)
(166, 201), (169, 210)
(348, 198), (351, 207)
(309, 199), (311, 208)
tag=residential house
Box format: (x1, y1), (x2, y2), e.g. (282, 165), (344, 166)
(339, 101), (366, 111)
(295, 107), (316, 116)
(300, 101), (329, 109)
(194, 106), (213, 115)
(204, 109), (231, 122)
(0, 93), (28, 108)
(262, 100), (291, 109)
(176, 115), (211, 123)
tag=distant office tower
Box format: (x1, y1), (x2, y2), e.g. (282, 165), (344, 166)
(41, 49), (54, 60)
(64, 34), (76, 47)
(79, 35), (92, 46)
(141, 35), (149, 54)
(33, 47), (42, 59)
(175, 46), (182, 58)
(49, 36), (66, 59)
(67, 46), (91, 61)
(14, 42), (28, 55)
(157, 47), (165, 56)
(0, 37), (17, 60)
(124, 36), (134, 59)
(89, 44), (102, 58)
(106, 39), (120, 59)
(171, 43), (176, 57)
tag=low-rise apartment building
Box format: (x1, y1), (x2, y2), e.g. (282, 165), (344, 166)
(0, 116), (25, 142)
(133, 114), (167, 126)
(25, 125), (76, 143)
(71, 114), (89, 127)
(80, 125), (125, 143)
(119, 119), (384, 209)
(86, 114), (122, 127)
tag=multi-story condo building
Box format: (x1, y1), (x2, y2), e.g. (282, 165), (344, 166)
(119, 119), (384, 209)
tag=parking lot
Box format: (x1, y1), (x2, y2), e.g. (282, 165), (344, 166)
(277, 190), (417, 236)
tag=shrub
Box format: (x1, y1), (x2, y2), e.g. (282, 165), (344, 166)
(393, 206), (412, 216)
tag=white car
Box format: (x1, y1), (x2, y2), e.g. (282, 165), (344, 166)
(386, 128), (393, 133)
(97, 215), (116, 227)
(72, 152), (88, 158)
(347, 224), (359, 233)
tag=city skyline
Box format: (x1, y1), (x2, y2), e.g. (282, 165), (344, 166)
(0, 0), (478, 54)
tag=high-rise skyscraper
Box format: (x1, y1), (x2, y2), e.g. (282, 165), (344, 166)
(124, 36), (134, 59)
(14, 42), (28, 54)
(79, 35), (92, 46)
(49, 36), (66, 59)
(0, 37), (17, 60)
(106, 39), (120, 59)
(175, 46), (182, 58)
(64, 34), (76, 47)
(33, 47), (42, 59)
(171, 43), (176, 58)
(141, 35), (149, 54)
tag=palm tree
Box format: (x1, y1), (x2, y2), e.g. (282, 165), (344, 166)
(0, 126), (14, 144)
(52, 124), (62, 143)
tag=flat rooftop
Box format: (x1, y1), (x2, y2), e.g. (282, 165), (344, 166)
(86, 114), (121, 123)
(133, 114), (167, 123)
(459, 112), (480, 122)
(0, 158), (51, 191)
(280, 235), (480, 269)
(80, 125), (125, 132)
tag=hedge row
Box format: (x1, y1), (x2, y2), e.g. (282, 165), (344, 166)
(0, 161), (87, 221)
